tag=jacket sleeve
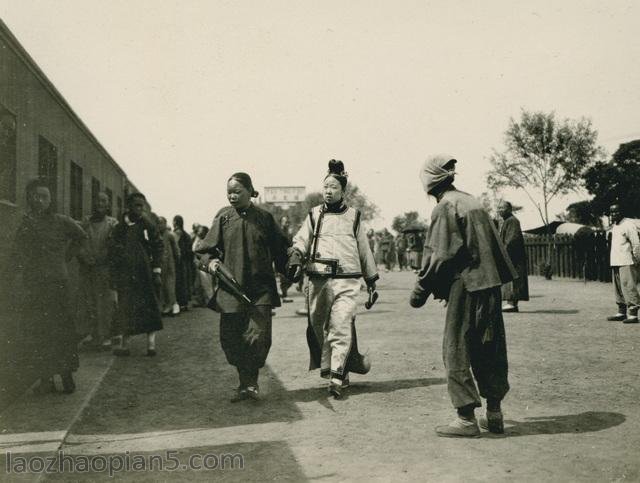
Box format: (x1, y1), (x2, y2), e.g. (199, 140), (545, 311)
(194, 211), (224, 267)
(356, 222), (379, 283)
(416, 201), (464, 299)
(289, 212), (314, 265)
(145, 217), (164, 271)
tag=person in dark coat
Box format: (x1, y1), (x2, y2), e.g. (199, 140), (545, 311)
(173, 215), (194, 311)
(279, 215), (294, 303)
(195, 172), (290, 402)
(109, 192), (163, 356)
(498, 201), (529, 312)
(10, 178), (87, 394)
(410, 155), (517, 438)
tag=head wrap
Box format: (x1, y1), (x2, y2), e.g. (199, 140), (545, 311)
(229, 172), (259, 198)
(420, 155), (457, 194)
(324, 159), (348, 190)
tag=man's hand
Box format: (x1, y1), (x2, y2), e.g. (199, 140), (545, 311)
(366, 280), (377, 293)
(288, 264), (302, 283)
(207, 258), (221, 273)
(243, 319), (263, 345)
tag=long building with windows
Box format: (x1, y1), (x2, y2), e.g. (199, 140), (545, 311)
(0, 19), (140, 252)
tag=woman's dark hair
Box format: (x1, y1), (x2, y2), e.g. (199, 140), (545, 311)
(25, 177), (56, 214)
(198, 225), (209, 237)
(173, 214), (184, 228)
(325, 159), (348, 190)
(229, 172), (259, 198)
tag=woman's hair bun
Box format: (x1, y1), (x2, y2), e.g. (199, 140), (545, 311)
(328, 159), (345, 175)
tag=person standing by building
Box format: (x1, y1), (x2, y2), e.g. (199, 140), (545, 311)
(607, 204), (640, 324)
(196, 172), (290, 402)
(158, 216), (181, 316)
(11, 178), (87, 393)
(497, 201), (529, 313)
(288, 160), (378, 399)
(110, 192), (164, 356)
(77, 192), (118, 349)
(410, 155), (516, 437)
(173, 215), (194, 312)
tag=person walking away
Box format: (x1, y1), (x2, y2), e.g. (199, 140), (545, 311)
(497, 201), (529, 313)
(288, 160), (378, 399)
(195, 172), (290, 402)
(410, 155), (516, 437)
(607, 204), (640, 324)
(109, 192), (164, 356)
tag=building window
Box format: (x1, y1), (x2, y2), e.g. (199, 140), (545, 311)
(0, 104), (17, 202)
(104, 187), (113, 216)
(69, 161), (83, 220)
(38, 135), (58, 203)
(91, 177), (100, 214)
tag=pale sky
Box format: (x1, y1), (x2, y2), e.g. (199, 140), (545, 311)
(2, 0), (639, 229)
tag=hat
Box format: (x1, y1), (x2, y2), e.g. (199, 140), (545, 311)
(420, 155), (457, 194)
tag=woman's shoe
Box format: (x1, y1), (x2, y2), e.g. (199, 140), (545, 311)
(246, 386), (260, 400)
(61, 373), (76, 394)
(328, 382), (342, 399)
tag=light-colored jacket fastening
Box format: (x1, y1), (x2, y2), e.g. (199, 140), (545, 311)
(292, 205), (378, 282)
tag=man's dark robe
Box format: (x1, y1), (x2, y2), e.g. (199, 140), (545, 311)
(499, 214), (529, 302)
(109, 213), (163, 336)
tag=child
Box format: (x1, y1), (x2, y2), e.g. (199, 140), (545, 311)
(196, 172), (289, 402)
(289, 160), (378, 399)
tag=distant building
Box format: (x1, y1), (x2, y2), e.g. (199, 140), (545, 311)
(262, 186), (306, 209)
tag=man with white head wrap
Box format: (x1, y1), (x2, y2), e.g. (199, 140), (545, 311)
(410, 155), (517, 437)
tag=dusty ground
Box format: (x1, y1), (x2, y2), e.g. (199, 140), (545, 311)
(0, 272), (639, 482)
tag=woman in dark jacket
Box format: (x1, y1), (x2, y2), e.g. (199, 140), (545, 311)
(12, 178), (87, 393)
(196, 172), (290, 402)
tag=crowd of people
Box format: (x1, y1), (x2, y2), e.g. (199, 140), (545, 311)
(8, 153), (637, 440)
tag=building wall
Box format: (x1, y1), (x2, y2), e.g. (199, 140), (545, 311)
(0, 23), (135, 259)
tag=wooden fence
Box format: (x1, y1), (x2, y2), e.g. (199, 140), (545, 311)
(524, 231), (611, 282)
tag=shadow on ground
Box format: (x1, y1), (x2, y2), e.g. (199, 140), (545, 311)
(37, 441), (308, 482)
(69, 311), (304, 435)
(276, 377), (446, 404)
(516, 309), (579, 314)
(504, 411), (626, 437)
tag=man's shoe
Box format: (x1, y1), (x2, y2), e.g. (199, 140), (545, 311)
(502, 304), (519, 313)
(61, 373), (76, 394)
(281, 298), (293, 303)
(246, 386), (260, 400)
(435, 417), (481, 438)
(34, 377), (56, 394)
(478, 410), (504, 434)
(607, 313), (627, 321)
(230, 388), (249, 403)
(623, 316), (639, 324)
